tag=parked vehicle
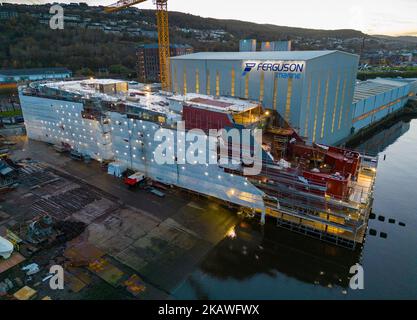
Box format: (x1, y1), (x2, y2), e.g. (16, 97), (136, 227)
(70, 150), (83, 161)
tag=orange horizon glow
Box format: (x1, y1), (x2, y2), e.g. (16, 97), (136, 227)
(1, 0), (416, 38)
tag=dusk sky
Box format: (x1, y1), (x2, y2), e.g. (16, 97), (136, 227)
(2, 0), (417, 36)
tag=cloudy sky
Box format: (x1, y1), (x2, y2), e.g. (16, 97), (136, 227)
(2, 0), (417, 36)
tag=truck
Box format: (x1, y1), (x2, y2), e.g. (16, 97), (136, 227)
(124, 171), (146, 188)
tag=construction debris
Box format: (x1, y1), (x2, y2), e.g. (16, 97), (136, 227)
(88, 258), (124, 287)
(26, 215), (54, 244)
(0, 278), (14, 296)
(13, 285), (37, 300)
(64, 241), (105, 267)
(21, 263), (40, 276)
(124, 274), (146, 297)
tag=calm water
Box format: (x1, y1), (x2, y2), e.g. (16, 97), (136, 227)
(174, 118), (417, 300)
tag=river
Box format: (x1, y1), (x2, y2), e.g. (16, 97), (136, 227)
(173, 118), (417, 299)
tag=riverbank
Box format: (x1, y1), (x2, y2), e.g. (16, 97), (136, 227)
(344, 99), (417, 149)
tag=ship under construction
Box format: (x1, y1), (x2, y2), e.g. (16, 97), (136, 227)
(19, 79), (378, 249)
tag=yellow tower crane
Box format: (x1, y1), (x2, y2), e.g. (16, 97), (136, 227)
(105, 0), (171, 91)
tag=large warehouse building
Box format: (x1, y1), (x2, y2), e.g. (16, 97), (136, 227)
(170, 50), (359, 145)
(351, 78), (412, 132)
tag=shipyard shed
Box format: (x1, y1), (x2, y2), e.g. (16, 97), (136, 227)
(170, 50), (359, 146)
(393, 78), (417, 96)
(351, 78), (411, 132)
(0, 67), (72, 83)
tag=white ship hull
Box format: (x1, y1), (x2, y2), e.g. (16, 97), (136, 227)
(19, 94), (266, 211)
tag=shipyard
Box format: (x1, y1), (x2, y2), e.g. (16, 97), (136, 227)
(13, 75), (381, 249)
(0, 0), (417, 304)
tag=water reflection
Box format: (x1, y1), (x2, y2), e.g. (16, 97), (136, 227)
(199, 219), (361, 288)
(174, 218), (363, 299)
(352, 120), (411, 155)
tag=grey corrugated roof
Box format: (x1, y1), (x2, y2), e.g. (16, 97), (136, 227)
(171, 50), (356, 61)
(0, 67), (71, 76)
(353, 79), (408, 104)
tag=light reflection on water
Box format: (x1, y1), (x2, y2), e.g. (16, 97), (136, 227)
(173, 118), (417, 300)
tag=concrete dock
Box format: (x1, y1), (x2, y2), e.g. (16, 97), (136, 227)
(0, 137), (239, 299)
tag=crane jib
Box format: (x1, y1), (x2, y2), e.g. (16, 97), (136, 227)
(104, 0), (171, 91)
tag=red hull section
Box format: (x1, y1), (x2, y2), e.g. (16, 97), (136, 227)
(183, 104), (234, 133)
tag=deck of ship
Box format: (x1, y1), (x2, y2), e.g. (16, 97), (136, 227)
(263, 155), (378, 250)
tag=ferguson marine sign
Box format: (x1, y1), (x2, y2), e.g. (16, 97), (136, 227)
(242, 61), (305, 78)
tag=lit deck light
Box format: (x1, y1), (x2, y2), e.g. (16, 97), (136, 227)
(226, 226), (236, 239)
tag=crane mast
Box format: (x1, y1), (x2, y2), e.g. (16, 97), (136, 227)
(154, 0), (171, 92)
(105, 0), (171, 91)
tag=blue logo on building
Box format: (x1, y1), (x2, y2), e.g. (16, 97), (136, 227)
(242, 63), (256, 76)
(242, 61), (304, 79)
